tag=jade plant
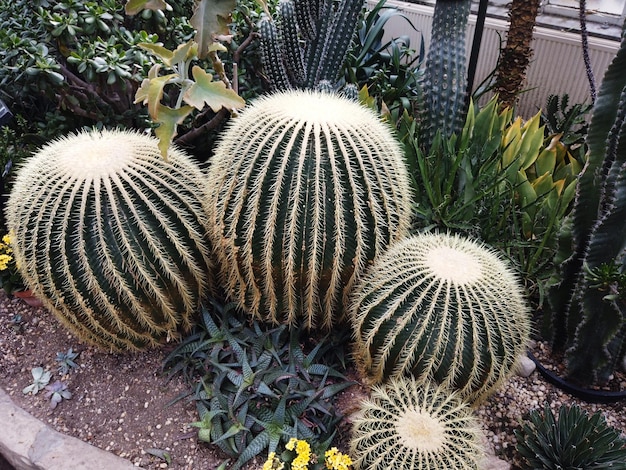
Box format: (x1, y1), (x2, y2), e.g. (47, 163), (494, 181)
(546, 22), (626, 384)
(206, 89), (413, 329)
(349, 377), (484, 470)
(515, 404), (626, 469)
(349, 232), (530, 404)
(6, 129), (213, 351)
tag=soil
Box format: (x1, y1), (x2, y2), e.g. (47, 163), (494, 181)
(1, 290), (626, 470)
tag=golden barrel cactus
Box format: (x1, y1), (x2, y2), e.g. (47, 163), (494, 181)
(206, 90), (413, 329)
(349, 232), (530, 403)
(350, 377), (484, 469)
(6, 129), (213, 351)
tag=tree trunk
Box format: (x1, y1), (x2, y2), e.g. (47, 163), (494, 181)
(493, 0), (541, 109)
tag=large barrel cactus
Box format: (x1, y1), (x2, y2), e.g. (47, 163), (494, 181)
(349, 377), (484, 470)
(349, 232), (530, 403)
(6, 129), (213, 351)
(206, 90), (413, 329)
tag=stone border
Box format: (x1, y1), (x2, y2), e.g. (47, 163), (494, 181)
(0, 388), (135, 470)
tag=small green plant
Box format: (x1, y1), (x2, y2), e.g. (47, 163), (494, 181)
(22, 367), (52, 395)
(55, 348), (79, 375)
(45, 380), (72, 409)
(349, 232), (530, 404)
(515, 404), (626, 469)
(263, 438), (353, 470)
(163, 301), (353, 470)
(349, 377), (484, 470)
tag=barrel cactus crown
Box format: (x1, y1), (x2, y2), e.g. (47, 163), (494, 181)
(6, 129), (213, 351)
(206, 89), (413, 329)
(349, 377), (484, 470)
(350, 232), (530, 403)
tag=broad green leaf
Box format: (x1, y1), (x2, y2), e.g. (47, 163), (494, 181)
(191, 0), (237, 58)
(153, 104), (193, 158)
(134, 69), (177, 119)
(125, 0), (168, 15)
(183, 65), (245, 112)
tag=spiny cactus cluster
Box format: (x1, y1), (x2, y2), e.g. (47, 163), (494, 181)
(350, 377), (484, 470)
(259, 0), (364, 90)
(206, 89), (413, 330)
(349, 232), (530, 404)
(6, 129), (213, 351)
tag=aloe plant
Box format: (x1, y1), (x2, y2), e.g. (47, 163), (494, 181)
(349, 232), (530, 404)
(258, 0), (364, 91)
(206, 90), (413, 329)
(349, 377), (484, 470)
(6, 129), (213, 351)
(546, 23), (626, 384)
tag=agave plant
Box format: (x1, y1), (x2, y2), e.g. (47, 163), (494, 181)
(349, 232), (530, 404)
(206, 89), (413, 329)
(349, 377), (484, 470)
(6, 129), (213, 351)
(515, 404), (626, 470)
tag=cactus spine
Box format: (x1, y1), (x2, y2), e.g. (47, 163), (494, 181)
(349, 232), (530, 403)
(6, 129), (213, 351)
(419, 0), (470, 150)
(259, 0), (364, 91)
(349, 377), (484, 470)
(206, 90), (413, 329)
(547, 23), (626, 384)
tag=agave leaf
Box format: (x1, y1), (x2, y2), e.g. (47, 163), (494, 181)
(535, 146), (557, 179)
(183, 65), (245, 112)
(191, 0), (236, 59)
(233, 430), (270, 469)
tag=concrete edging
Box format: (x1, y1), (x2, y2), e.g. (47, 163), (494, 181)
(0, 387), (135, 470)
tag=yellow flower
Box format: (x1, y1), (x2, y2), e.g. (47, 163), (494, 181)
(0, 253), (12, 271)
(285, 438), (311, 470)
(2, 234), (10, 245)
(324, 447), (353, 470)
(263, 452), (284, 470)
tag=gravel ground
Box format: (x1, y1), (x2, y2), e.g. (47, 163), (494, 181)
(1, 291), (625, 469)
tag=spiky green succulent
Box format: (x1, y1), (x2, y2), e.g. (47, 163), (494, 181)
(349, 377), (484, 470)
(206, 89), (413, 330)
(6, 129), (213, 351)
(349, 232), (531, 404)
(515, 404), (626, 470)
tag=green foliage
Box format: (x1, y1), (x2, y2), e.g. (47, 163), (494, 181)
(6, 129), (214, 351)
(541, 93), (592, 148)
(55, 348), (80, 375)
(349, 232), (530, 404)
(206, 90), (413, 329)
(343, 0), (423, 122)
(163, 301), (353, 470)
(349, 378), (484, 470)
(258, 0), (363, 91)
(515, 404), (626, 470)
(23, 367), (52, 395)
(45, 380), (72, 409)
(546, 23), (626, 384)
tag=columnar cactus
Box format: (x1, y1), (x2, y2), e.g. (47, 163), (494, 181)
(349, 377), (484, 470)
(6, 129), (213, 351)
(547, 21), (626, 384)
(206, 90), (413, 329)
(419, 0), (471, 150)
(259, 0), (364, 91)
(349, 232), (530, 403)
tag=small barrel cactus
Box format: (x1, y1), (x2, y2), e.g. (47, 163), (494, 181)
(6, 129), (213, 351)
(206, 89), (413, 329)
(349, 232), (530, 403)
(349, 377), (484, 470)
